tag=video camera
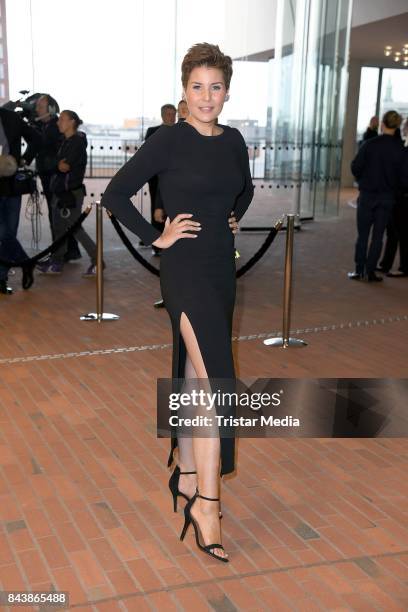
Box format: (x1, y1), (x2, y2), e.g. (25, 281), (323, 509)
(2, 90), (59, 125)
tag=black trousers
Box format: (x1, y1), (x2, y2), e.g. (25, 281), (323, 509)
(379, 193), (408, 273)
(0, 196), (27, 281)
(40, 173), (80, 255)
(354, 191), (394, 275)
(50, 190), (96, 265)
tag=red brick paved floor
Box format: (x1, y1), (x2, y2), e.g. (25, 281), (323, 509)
(0, 187), (407, 610)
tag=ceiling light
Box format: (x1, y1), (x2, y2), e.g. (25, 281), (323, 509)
(384, 45), (408, 66)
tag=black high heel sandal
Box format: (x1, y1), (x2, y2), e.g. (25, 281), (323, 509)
(180, 491), (228, 563)
(168, 467), (223, 517)
(168, 466), (197, 512)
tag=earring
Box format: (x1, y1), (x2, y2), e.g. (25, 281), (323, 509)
(225, 94), (230, 102)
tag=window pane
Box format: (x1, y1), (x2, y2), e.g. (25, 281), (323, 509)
(380, 69), (408, 120)
(356, 67), (379, 139)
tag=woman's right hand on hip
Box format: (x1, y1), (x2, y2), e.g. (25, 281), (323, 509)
(152, 214), (201, 249)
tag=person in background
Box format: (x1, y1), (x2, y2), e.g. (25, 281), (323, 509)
(145, 104), (176, 255)
(378, 118), (408, 277)
(153, 100), (188, 306)
(37, 110), (97, 277)
(154, 100), (189, 229)
(35, 95), (82, 262)
(349, 110), (404, 282)
(0, 108), (40, 295)
(177, 99), (189, 122)
(153, 100), (190, 307)
(150, 104), (180, 305)
(401, 117), (408, 147)
(362, 116), (379, 142)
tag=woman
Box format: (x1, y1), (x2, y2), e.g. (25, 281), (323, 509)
(102, 43), (254, 562)
(38, 110), (97, 277)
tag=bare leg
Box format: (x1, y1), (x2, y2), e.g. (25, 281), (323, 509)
(177, 355), (198, 499)
(179, 313), (227, 560)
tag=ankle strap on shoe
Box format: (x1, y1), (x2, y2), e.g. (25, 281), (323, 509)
(179, 470), (196, 475)
(197, 493), (220, 501)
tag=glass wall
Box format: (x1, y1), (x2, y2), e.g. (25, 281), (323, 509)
(265, 0), (352, 219)
(356, 67), (380, 139)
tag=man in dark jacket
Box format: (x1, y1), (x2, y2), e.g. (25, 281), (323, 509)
(378, 132), (408, 277)
(349, 110), (404, 282)
(151, 101), (187, 243)
(35, 95), (81, 261)
(0, 108), (40, 294)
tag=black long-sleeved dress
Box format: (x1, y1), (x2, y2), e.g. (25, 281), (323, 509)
(101, 120), (254, 475)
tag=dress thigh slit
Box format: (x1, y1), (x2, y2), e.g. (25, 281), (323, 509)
(167, 307), (235, 476)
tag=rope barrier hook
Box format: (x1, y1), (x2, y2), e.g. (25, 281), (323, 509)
(80, 200), (120, 323)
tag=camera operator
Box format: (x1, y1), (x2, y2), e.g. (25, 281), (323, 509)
(35, 95), (82, 262)
(0, 107), (40, 295)
(37, 110), (98, 277)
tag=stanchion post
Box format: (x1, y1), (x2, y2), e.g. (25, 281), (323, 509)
(80, 201), (119, 322)
(96, 202), (103, 321)
(264, 213), (307, 348)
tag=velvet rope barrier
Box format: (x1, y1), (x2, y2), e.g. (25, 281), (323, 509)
(109, 213), (283, 279)
(236, 217), (283, 278)
(108, 213), (161, 277)
(0, 207), (92, 269)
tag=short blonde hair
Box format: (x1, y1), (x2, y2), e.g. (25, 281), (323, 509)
(181, 43), (233, 90)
